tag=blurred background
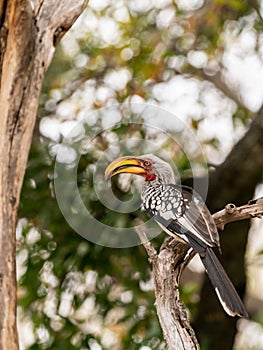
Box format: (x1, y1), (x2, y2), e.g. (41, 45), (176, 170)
(17, 0), (263, 349)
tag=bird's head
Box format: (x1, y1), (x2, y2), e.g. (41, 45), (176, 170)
(105, 154), (176, 184)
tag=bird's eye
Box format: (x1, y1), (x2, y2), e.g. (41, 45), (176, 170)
(143, 160), (151, 167)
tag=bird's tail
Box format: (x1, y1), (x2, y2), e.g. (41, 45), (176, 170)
(201, 248), (248, 318)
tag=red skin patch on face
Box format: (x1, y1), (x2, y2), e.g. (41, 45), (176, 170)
(145, 173), (156, 181)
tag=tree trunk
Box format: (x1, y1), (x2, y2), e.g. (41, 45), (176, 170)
(0, 1), (87, 348)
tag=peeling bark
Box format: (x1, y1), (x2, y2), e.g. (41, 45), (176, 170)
(0, 1), (87, 349)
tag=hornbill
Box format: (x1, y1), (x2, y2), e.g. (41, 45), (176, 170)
(105, 154), (248, 318)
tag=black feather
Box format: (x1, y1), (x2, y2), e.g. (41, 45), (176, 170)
(201, 248), (248, 318)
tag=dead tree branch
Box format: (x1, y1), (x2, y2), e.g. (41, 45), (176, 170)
(212, 197), (263, 230)
(136, 225), (199, 350)
(136, 197), (263, 350)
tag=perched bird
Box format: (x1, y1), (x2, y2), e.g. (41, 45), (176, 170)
(105, 154), (248, 318)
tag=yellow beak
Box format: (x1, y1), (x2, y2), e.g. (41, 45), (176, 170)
(105, 156), (146, 180)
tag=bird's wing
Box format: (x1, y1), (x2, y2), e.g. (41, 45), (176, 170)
(180, 186), (220, 248)
(144, 184), (220, 253)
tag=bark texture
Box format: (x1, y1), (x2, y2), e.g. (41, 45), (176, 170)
(0, 1), (87, 349)
(136, 226), (199, 350)
(213, 199), (263, 230)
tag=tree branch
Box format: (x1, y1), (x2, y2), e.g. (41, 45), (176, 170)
(201, 70), (243, 107)
(213, 197), (263, 230)
(136, 224), (198, 350)
(136, 197), (263, 349)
